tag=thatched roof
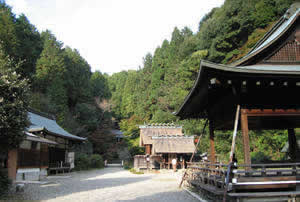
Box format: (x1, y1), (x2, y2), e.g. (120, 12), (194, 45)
(139, 123), (183, 146)
(152, 136), (195, 154)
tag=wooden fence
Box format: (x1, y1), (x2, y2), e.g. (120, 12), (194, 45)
(185, 162), (300, 200)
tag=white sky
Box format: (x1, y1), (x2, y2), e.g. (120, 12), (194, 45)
(6, 0), (224, 74)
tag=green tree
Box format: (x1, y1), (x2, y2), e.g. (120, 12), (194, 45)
(0, 1), (18, 60)
(90, 71), (110, 100)
(64, 47), (92, 108)
(0, 47), (29, 150)
(46, 77), (68, 125)
(15, 14), (42, 79)
(35, 30), (66, 92)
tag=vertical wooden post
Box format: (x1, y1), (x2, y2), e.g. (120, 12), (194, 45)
(241, 109), (251, 168)
(7, 149), (18, 181)
(288, 128), (297, 161)
(209, 121), (216, 164)
(223, 105), (240, 202)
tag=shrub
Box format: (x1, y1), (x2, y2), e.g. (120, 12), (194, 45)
(75, 153), (90, 170)
(0, 169), (11, 196)
(123, 161), (133, 170)
(251, 151), (271, 164)
(90, 154), (104, 168)
(75, 153), (105, 170)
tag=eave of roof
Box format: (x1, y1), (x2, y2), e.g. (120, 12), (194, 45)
(175, 60), (300, 118)
(25, 132), (58, 145)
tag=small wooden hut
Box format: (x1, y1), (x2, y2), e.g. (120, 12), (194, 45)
(176, 3), (300, 201)
(134, 123), (195, 170)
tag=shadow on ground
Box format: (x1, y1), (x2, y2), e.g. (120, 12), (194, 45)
(116, 190), (199, 202)
(6, 168), (151, 201)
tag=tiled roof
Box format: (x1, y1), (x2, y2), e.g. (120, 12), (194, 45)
(28, 112), (86, 141)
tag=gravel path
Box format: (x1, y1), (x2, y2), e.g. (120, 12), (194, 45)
(7, 167), (199, 202)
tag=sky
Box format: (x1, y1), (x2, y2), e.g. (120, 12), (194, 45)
(6, 0), (225, 74)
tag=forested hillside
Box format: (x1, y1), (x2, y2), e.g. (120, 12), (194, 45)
(0, 0), (297, 164)
(108, 0), (296, 162)
(0, 0), (111, 157)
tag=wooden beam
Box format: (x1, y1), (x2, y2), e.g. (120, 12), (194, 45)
(209, 122), (216, 164)
(288, 128), (297, 161)
(245, 109), (300, 117)
(241, 109), (251, 168)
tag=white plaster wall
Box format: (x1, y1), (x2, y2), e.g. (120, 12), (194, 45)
(17, 168), (40, 181)
(19, 140), (31, 149)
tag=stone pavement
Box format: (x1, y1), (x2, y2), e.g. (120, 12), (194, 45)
(6, 167), (199, 202)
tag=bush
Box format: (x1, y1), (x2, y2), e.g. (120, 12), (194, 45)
(90, 154), (104, 168)
(251, 151), (271, 164)
(0, 169), (11, 196)
(75, 153), (90, 170)
(75, 153), (104, 170)
(123, 161), (133, 170)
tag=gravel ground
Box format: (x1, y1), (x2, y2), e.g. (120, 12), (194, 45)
(5, 167), (199, 202)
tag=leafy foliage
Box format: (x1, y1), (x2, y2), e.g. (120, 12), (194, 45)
(74, 153), (104, 170)
(107, 0), (295, 161)
(0, 0), (113, 163)
(0, 0), (296, 165)
(0, 169), (11, 196)
(0, 47), (29, 150)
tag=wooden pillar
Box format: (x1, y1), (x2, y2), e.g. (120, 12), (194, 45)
(7, 149), (18, 181)
(145, 145), (151, 155)
(241, 109), (251, 167)
(209, 122), (216, 164)
(288, 128), (297, 161)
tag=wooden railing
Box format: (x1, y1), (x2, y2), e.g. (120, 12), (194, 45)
(48, 162), (71, 174)
(186, 162), (300, 194)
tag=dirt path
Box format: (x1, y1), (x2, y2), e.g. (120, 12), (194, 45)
(8, 167), (199, 202)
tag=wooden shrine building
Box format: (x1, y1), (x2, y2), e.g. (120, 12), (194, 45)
(6, 109), (86, 181)
(134, 123), (195, 170)
(176, 3), (300, 201)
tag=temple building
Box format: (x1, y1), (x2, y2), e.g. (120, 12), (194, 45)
(134, 123), (195, 170)
(176, 3), (300, 201)
(6, 109), (85, 181)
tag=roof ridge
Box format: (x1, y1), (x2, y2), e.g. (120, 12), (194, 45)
(28, 108), (56, 120)
(249, 4), (299, 56)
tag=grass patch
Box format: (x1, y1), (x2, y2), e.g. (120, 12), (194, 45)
(129, 168), (144, 174)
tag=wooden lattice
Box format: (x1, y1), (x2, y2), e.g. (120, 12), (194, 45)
(267, 40), (300, 62)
